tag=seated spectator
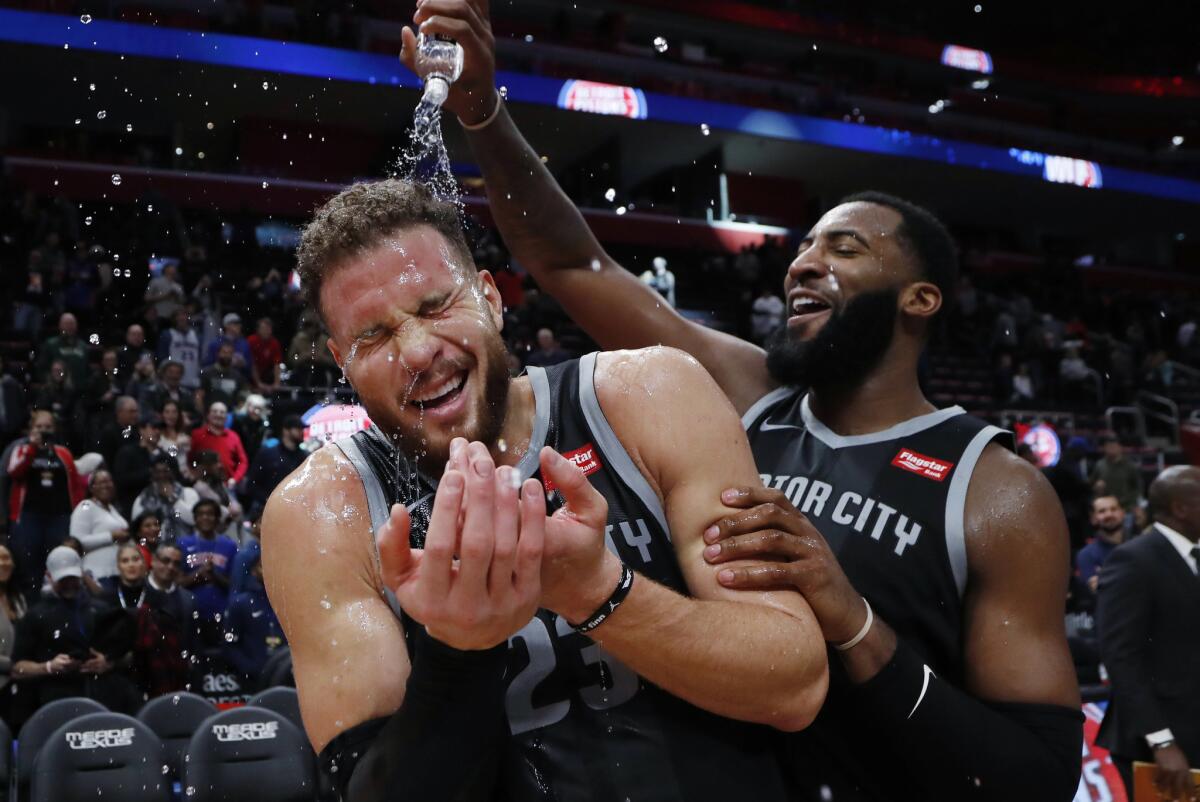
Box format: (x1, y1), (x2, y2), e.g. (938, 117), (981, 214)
(69, 469), (130, 581)
(203, 313), (253, 377)
(97, 541), (148, 611)
(84, 348), (123, 431)
(116, 323), (153, 378)
(36, 312), (88, 387)
(524, 327), (571, 367)
(156, 399), (193, 478)
(191, 451), (243, 539)
(287, 312), (336, 387)
(232, 394), (270, 462)
(222, 541), (285, 682)
(130, 511), (162, 566)
(132, 457), (199, 542)
(113, 416), (165, 512)
(33, 359), (82, 451)
(10, 547), (120, 724)
(123, 352), (158, 407)
(240, 415), (307, 521)
(0, 353), (29, 446)
(155, 309), (201, 392)
(0, 544), (28, 722)
(247, 316), (283, 392)
(178, 499), (237, 648)
(1076, 495), (1126, 593)
(92, 395), (141, 469)
(7, 410), (84, 602)
(1090, 437), (1143, 513)
(198, 342), (247, 409)
(141, 359), (198, 423)
(189, 402), (249, 486)
(1011, 362), (1036, 402)
(140, 542), (196, 696)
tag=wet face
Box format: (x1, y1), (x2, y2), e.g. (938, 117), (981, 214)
(0, 546), (13, 584)
(1091, 495), (1125, 534)
(118, 547), (147, 583)
(766, 203), (934, 389)
(153, 547), (182, 586)
(322, 226), (510, 473)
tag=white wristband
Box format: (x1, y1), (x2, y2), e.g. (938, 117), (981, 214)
(834, 598), (874, 652)
(459, 91), (503, 131)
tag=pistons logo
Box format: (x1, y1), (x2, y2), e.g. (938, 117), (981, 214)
(891, 448), (954, 482)
(543, 444), (602, 492)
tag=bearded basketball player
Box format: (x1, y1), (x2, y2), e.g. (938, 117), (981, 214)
(405, 2), (1085, 799)
(261, 179), (827, 801)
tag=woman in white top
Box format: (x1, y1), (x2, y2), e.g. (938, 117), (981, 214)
(0, 544), (27, 721)
(68, 469), (130, 579)
(157, 399), (193, 480)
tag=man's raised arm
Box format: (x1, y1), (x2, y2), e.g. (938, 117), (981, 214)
(400, 2), (774, 413)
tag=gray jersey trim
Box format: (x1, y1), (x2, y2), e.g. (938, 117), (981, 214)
(740, 386), (796, 431)
(334, 433), (405, 620)
(944, 424), (1006, 598)
(518, 366), (551, 480)
(577, 352), (671, 539)
(800, 395), (967, 450)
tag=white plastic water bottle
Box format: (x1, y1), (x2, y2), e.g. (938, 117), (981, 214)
(415, 33), (464, 108)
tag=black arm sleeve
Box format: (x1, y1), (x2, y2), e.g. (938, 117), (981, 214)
(849, 640), (1083, 802)
(319, 626), (508, 802)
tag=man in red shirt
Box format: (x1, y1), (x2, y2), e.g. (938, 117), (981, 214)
(188, 401), (249, 485)
(247, 317), (283, 393)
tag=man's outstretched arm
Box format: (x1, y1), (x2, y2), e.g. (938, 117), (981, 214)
(401, 2), (774, 414)
(533, 347), (827, 731)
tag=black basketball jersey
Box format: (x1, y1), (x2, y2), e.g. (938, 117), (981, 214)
(336, 353), (793, 802)
(742, 386), (1012, 801)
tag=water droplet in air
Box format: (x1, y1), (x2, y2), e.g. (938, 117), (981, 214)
(122, 426), (132, 438)
(88, 334), (100, 345)
(653, 36), (668, 53)
(74, 118), (81, 125)
(97, 110), (107, 120)
(84, 215), (93, 226)
(123, 269), (131, 278)
(604, 188), (616, 202)
(262, 181), (269, 188)
(125, 123), (133, 132)
(80, 14), (92, 23)
(88, 83), (96, 91)
(111, 173), (121, 185)
(262, 81), (269, 90)
(112, 267), (120, 276)
(590, 259), (602, 271)
(700, 123), (711, 136)
(615, 206), (627, 215)
(499, 85), (508, 99)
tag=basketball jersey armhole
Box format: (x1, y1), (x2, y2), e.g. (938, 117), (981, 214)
(334, 434), (405, 620)
(577, 352), (671, 539)
(944, 425), (1008, 598)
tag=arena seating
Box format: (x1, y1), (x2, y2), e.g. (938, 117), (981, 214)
(183, 707), (317, 802)
(29, 712), (169, 802)
(247, 687), (303, 734)
(12, 697), (107, 801)
(136, 692), (219, 780)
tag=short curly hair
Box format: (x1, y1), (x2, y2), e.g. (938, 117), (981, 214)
(296, 179), (473, 322)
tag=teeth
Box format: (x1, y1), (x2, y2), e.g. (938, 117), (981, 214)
(791, 297), (828, 315)
(412, 373), (465, 404)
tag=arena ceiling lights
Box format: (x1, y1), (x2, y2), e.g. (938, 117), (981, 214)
(2, 8), (1196, 205)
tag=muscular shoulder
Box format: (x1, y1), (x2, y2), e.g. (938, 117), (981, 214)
(963, 443), (1069, 575)
(261, 445), (380, 596)
(593, 346), (734, 424)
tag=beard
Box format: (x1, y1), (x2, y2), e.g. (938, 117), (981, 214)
(394, 332), (512, 477)
(765, 287), (899, 392)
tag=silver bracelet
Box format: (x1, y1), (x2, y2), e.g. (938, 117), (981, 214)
(834, 598), (874, 652)
(459, 91), (503, 131)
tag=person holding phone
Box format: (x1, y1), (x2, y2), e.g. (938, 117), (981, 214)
(6, 410), (84, 602)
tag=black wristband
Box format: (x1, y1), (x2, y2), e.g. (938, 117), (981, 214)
(574, 563), (634, 633)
